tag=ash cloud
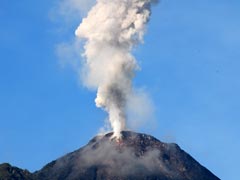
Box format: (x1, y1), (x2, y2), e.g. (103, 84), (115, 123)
(50, 0), (96, 23)
(54, 0), (158, 138)
(76, 0), (157, 138)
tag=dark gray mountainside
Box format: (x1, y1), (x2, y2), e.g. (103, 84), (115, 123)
(0, 163), (33, 180)
(0, 131), (220, 180)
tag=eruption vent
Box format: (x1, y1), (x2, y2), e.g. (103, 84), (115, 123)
(75, 0), (156, 138)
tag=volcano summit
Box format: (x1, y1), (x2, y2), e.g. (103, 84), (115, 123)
(0, 131), (219, 180)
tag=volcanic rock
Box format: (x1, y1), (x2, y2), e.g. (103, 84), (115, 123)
(0, 131), (220, 180)
(0, 163), (33, 180)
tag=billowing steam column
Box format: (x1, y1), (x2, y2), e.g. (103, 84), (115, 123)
(75, 0), (156, 138)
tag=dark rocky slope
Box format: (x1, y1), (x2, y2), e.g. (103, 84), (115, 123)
(0, 163), (33, 180)
(0, 131), (220, 180)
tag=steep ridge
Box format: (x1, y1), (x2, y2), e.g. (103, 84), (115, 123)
(0, 163), (33, 180)
(35, 131), (220, 180)
(0, 131), (220, 180)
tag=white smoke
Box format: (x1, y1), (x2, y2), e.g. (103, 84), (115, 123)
(53, 0), (95, 21)
(75, 0), (157, 138)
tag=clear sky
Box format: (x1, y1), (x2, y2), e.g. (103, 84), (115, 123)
(0, 0), (239, 180)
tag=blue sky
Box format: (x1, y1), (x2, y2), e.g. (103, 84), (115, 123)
(0, 0), (239, 179)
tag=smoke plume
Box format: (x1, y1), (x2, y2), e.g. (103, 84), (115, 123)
(75, 0), (156, 138)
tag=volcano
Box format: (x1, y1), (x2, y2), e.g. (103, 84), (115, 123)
(0, 131), (220, 180)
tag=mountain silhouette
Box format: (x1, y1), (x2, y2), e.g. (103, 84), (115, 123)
(0, 131), (220, 180)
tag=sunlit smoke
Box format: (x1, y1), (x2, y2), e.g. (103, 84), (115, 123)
(75, 0), (157, 138)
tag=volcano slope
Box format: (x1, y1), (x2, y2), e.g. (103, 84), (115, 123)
(0, 131), (220, 180)
(36, 131), (220, 180)
(0, 163), (33, 180)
